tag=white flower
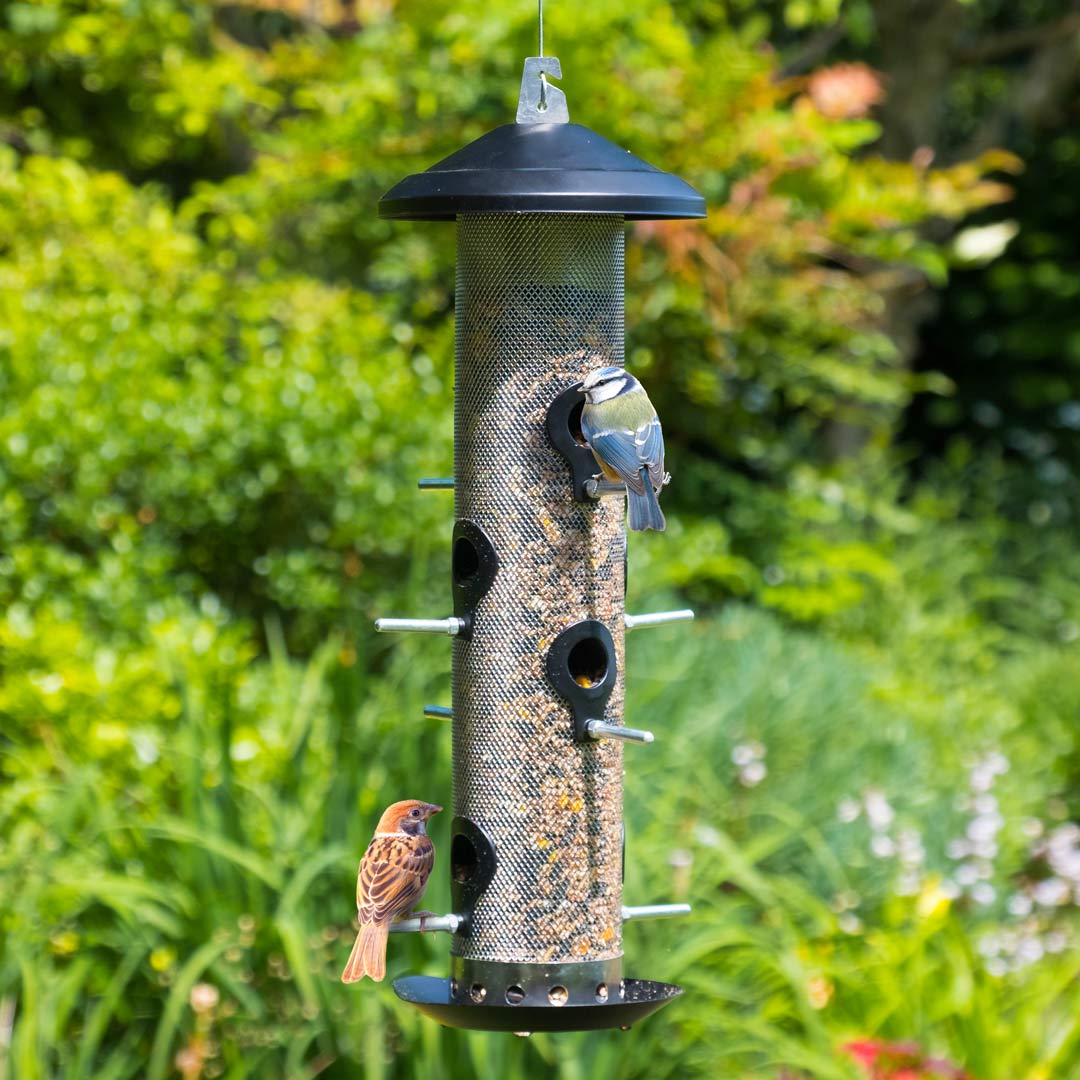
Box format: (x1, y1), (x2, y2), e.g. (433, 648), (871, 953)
(1007, 894), (1033, 917)
(864, 790), (895, 831)
(967, 813), (1003, 843)
(838, 912), (862, 934)
(1014, 935), (1044, 967)
(871, 835), (895, 858)
(1045, 931), (1068, 954)
(837, 798), (861, 824)
(739, 761), (767, 787)
(896, 871), (922, 896)
(897, 828), (924, 865)
(1022, 818), (1044, 839)
(1033, 877), (1069, 907)
(952, 221), (1019, 264)
(190, 982), (219, 1014)
(946, 839), (971, 860)
(955, 863), (979, 887)
(693, 823), (722, 849)
(731, 744), (756, 767)
(732, 741), (766, 766)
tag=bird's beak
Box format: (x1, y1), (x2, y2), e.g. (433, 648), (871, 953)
(426, 803), (443, 818)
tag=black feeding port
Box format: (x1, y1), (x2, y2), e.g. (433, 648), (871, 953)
(568, 397), (587, 445)
(449, 817), (497, 929)
(546, 382), (602, 501)
(545, 620), (617, 742)
(567, 635), (608, 688)
(450, 520), (498, 639)
(452, 535), (481, 585)
(451, 832), (478, 883)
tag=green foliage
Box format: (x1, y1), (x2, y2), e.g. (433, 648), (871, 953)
(0, 0), (1014, 646)
(1, 2), (1078, 1079)
(4, 608), (1079, 1078)
(0, 148), (452, 653)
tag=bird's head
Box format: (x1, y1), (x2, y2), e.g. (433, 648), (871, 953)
(580, 365), (634, 404)
(376, 799), (443, 837)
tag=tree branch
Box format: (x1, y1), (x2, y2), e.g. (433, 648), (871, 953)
(955, 11), (1080, 64)
(778, 21), (848, 79)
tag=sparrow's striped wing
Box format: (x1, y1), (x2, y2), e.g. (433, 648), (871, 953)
(356, 834), (434, 925)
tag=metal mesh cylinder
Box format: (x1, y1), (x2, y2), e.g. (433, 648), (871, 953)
(452, 214), (627, 970)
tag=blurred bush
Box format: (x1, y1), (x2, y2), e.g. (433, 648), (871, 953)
(0, 0), (1014, 653)
(1, 2), (1079, 1078)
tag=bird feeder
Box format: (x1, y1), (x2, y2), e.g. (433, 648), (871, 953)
(373, 52), (705, 1033)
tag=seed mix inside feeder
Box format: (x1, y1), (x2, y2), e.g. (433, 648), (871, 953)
(372, 48), (705, 1032)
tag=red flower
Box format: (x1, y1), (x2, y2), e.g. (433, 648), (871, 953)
(842, 1038), (968, 1080)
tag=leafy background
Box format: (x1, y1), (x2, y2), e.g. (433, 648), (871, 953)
(1, 1), (1079, 1078)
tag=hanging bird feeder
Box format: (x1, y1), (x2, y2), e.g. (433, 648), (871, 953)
(372, 16), (705, 1033)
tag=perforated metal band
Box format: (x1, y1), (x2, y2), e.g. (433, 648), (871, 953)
(452, 214), (627, 965)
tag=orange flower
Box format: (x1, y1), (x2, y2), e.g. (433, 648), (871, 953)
(807, 63), (885, 119)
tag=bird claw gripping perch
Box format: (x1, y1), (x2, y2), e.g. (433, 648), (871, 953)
(412, 910), (438, 934)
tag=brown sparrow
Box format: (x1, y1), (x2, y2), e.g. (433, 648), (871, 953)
(340, 799), (442, 983)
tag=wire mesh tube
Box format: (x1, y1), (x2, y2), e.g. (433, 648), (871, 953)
(452, 214), (627, 974)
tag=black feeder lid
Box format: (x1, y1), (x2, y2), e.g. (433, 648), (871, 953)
(379, 57), (705, 221)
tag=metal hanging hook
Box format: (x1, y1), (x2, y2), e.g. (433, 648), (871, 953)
(538, 0), (546, 107)
(516, 57), (569, 124)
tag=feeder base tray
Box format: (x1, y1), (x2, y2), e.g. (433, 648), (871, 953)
(392, 976), (682, 1032)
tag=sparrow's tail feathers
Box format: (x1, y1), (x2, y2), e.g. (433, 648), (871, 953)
(341, 921), (389, 983)
(627, 469), (666, 532)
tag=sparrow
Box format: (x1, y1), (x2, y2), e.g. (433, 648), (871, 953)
(580, 366), (667, 532)
(340, 799), (442, 984)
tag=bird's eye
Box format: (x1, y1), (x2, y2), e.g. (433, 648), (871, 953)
(410, 808), (421, 817)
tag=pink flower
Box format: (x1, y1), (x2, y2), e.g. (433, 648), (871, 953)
(806, 63), (885, 119)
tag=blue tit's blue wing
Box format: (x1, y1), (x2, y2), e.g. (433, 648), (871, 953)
(588, 427), (648, 494)
(635, 415), (665, 489)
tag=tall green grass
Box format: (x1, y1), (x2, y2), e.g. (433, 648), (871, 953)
(2, 604), (1078, 1079)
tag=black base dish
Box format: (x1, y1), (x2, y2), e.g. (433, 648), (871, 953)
(392, 976), (682, 1033)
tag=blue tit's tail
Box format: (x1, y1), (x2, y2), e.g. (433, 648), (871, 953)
(627, 468), (666, 532)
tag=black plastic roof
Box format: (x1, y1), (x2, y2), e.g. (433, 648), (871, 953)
(378, 121), (706, 221)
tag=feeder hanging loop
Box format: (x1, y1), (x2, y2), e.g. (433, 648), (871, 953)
(516, 57), (569, 125)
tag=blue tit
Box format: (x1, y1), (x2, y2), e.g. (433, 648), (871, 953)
(579, 366), (666, 532)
